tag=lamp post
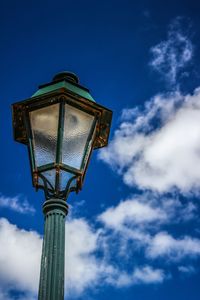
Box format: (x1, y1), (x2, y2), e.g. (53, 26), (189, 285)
(12, 72), (112, 300)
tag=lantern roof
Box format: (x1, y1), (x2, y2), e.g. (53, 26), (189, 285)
(31, 72), (95, 102)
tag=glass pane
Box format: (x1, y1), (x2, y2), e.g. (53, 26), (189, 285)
(41, 170), (56, 190)
(62, 104), (94, 170)
(59, 170), (74, 191)
(69, 177), (77, 190)
(38, 176), (43, 187)
(30, 104), (59, 167)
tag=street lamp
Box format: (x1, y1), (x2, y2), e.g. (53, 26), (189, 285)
(12, 72), (112, 300)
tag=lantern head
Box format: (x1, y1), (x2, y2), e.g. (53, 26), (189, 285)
(12, 72), (112, 200)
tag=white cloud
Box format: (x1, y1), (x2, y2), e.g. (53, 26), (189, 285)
(0, 218), (41, 298)
(0, 194), (35, 215)
(98, 193), (196, 232)
(99, 88), (200, 194)
(106, 266), (165, 287)
(98, 198), (166, 229)
(150, 17), (193, 85)
(132, 266), (165, 284)
(146, 232), (200, 261)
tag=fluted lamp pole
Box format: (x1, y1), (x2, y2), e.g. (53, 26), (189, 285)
(12, 72), (112, 300)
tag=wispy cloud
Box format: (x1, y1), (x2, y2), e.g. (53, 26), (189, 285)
(0, 194), (35, 215)
(99, 18), (196, 195)
(146, 232), (200, 261)
(98, 193), (196, 231)
(132, 266), (165, 284)
(150, 17), (193, 86)
(97, 193), (200, 265)
(98, 198), (167, 228)
(178, 265), (196, 275)
(106, 266), (165, 287)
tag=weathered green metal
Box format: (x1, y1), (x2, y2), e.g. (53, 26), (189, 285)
(38, 198), (68, 300)
(31, 79), (95, 102)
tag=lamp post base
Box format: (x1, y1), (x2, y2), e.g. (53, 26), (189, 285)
(38, 199), (68, 300)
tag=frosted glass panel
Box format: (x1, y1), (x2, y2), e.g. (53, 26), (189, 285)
(41, 170), (56, 189)
(62, 104), (94, 170)
(59, 170), (74, 191)
(30, 104), (59, 167)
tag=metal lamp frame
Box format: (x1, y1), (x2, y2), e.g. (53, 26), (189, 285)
(12, 72), (112, 300)
(12, 87), (112, 200)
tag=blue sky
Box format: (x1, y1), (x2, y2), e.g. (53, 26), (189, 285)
(1, 1), (200, 299)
